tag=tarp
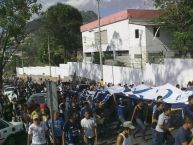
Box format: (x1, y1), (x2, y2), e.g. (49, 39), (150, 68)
(131, 84), (152, 94)
(105, 86), (125, 95)
(81, 84), (193, 104)
(93, 89), (111, 103)
(132, 83), (193, 104)
(163, 90), (193, 104)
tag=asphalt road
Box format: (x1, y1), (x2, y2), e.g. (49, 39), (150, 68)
(98, 122), (153, 145)
(19, 122), (177, 145)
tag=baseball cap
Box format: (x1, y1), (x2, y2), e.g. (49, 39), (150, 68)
(123, 121), (135, 130)
(33, 115), (39, 120)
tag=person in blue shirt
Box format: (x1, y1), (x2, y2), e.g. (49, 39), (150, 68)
(117, 98), (126, 123)
(175, 116), (193, 145)
(184, 95), (193, 117)
(63, 112), (81, 145)
(48, 111), (64, 145)
(80, 102), (93, 119)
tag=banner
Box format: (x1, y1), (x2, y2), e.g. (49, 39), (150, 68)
(103, 83), (193, 104)
(132, 83), (193, 104)
(47, 81), (58, 112)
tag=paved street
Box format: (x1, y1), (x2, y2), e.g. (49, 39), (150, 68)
(98, 122), (153, 145)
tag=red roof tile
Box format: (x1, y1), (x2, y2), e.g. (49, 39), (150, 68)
(80, 9), (160, 32)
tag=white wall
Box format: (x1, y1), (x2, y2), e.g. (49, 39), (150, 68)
(128, 23), (146, 59)
(82, 20), (147, 56)
(145, 26), (171, 52)
(17, 59), (193, 87)
(68, 62), (101, 81)
(82, 20), (131, 53)
(82, 19), (174, 62)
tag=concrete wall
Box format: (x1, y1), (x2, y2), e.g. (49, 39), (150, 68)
(16, 59), (193, 87)
(82, 20), (131, 53)
(145, 26), (171, 53)
(82, 19), (173, 64)
(17, 64), (69, 78)
(82, 20), (148, 53)
(82, 20), (148, 63)
(128, 23), (146, 59)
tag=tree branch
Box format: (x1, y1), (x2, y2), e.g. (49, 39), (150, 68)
(0, 33), (10, 70)
(0, 29), (5, 48)
(2, 36), (22, 69)
(2, 48), (18, 69)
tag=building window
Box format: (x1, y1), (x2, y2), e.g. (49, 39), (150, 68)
(85, 53), (91, 57)
(83, 36), (86, 43)
(134, 54), (142, 58)
(104, 51), (113, 59)
(135, 29), (139, 38)
(117, 51), (129, 56)
(95, 30), (108, 45)
(153, 27), (160, 37)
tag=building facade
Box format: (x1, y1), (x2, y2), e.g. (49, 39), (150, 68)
(80, 9), (174, 68)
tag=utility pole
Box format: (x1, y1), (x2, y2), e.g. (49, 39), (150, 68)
(48, 35), (51, 77)
(112, 41), (117, 85)
(21, 46), (24, 75)
(139, 30), (143, 71)
(97, 0), (103, 80)
(47, 81), (56, 145)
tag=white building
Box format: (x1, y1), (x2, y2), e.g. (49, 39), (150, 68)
(80, 9), (175, 68)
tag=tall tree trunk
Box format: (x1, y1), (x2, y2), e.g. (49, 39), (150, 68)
(0, 66), (3, 90)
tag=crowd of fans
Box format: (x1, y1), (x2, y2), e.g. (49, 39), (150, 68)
(0, 77), (193, 145)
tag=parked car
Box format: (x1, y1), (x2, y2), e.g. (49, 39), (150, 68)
(3, 87), (15, 95)
(3, 87), (17, 101)
(0, 119), (24, 145)
(27, 93), (47, 111)
(3, 85), (11, 90)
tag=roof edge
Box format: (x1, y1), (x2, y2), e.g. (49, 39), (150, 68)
(80, 9), (160, 32)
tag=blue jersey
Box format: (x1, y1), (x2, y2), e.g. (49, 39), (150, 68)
(48, 117), (64, 137)
(184, 104), (193, 117)
(64, 120), (80, 144)
(117, 105), (125, 116)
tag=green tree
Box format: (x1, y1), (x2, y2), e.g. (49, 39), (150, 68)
(36, 3), (82, 65)
(154, 0), (193, 56)
(36, 31), (65, 65)
(22, 10), (96, 66)
(81, 10), (98, 24)
(0, 0), (41, 89)
(20, 33), (44, 66)
(4, 55), (22, 76)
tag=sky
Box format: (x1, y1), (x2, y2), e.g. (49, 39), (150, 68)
(38, 0), (155, 17)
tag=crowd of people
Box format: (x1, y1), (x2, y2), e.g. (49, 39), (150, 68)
(0, 77), (193, 145)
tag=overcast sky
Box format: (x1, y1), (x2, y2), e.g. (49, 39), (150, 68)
(38, 0), (155, 16)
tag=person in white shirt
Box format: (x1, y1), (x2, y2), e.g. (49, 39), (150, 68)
(154, 104), (175, 145)
(152, 96), (163, 114)
(81, 110), (97, 145)
(116, 121), (135, 145)
(27, 114), (48, 145)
